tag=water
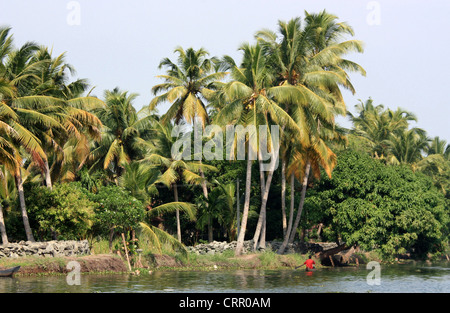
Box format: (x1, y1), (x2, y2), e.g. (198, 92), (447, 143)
(0, 262), (449, 293)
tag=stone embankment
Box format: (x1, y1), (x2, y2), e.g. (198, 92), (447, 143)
(0, 240), (90, 258)
(187, 240), (338, 255)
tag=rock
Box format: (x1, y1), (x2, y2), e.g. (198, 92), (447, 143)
(0, 240), (90, 259)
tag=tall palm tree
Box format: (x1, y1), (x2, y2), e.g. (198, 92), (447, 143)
(149, 47), (227, 207)
(90, 88), (152, 182)
(150, 46), (226, 128)
(143, 120), (215, 241)
(255, 14), (364, 253)
(22, 47), (105, 187)
(0, 29), (64, 241)
(215, 43), (305, 254)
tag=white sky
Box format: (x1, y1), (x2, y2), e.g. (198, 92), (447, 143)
(1, 0), (449, 141)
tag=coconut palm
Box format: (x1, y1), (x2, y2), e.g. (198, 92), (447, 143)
(149, 46), (228, 206)
(139, 220), (189, 258)
(143, 120), (215, 241)
(150, 46), (226, 128)
(196, 179), (236, 242)
(427, 136), (449, 158)
(387, 127), (430, 167)
(349, 98), (417, 160)
(27, 47), (104, 186)
(90, 88), (152, 182)
(254, 14), (364, 253)
(0, 30), (65, 241)
(215, 43), (308, 254)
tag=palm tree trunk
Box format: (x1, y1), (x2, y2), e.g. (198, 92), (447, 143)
(208, 215), (213, 242)
(281, 157), (287, 238)
(0, 202), (8, 244)
(199, 165), (214, 242)
(195, 120), (211, 241)
(235, 157), (252, 256)
(252, 164), (275, 250)
(173, 183), (181, 242)
(253, 147), (278, 250)
(277, 173), (295, 254)
(43, 159), (52, 190)
(14, 171), (35, 242)
(252, 159), (266, 250)
(288, 160), (311, 244)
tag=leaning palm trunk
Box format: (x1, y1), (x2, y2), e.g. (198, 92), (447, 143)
(280, 157), (287, 238)
(277, 173), (295, 254)
(0, 202), (8, 244)
(195, 121), (212, 241)
(43, 159), (52, 190)
(199, 165), (213, 242)
(287, 160), (311, 245)
(235, 157), (252, 256)
(252, 163), (275, 250)
(253, 147), (278, 250)
(173, 183), (181, 242)
(14, 171), (35, 242)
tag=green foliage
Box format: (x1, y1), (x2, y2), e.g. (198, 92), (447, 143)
(88, 185), (145, 234)
(26, 182), (95, 240)
(305, 150), (450, 259)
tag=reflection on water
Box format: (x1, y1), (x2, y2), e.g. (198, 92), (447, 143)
(0, 262), (449, 293)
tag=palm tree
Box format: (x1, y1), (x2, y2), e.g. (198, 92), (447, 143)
(350, 98), (417, 160)
(149, 47), (227, 209)
(427, 136), (449, 157)
(90, 88), (152, 182)
(255, 14), (364, 253)
(150, 46), (226, 128)
(215, 43), (305, 254)
(387, 127), (430, 167)
(196, 179), (236, 242)
(24, 47), (104, 187)
(143, 120), (215, 241)
(0, 30), (62, 241)
(139, 219), (189, 258)
(118, 160), (196, 252)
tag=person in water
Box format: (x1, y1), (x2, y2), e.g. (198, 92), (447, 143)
(296, 255), (316, 271)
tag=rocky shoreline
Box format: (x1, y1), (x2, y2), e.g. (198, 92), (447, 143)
(0, 240), (90, 258)
(186, 240), (338, 255)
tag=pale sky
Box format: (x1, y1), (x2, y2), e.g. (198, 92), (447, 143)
(1, 0), (449, 141)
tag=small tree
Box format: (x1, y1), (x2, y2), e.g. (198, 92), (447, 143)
(26, 182), (95, 240)
(89, 185), (145, 252)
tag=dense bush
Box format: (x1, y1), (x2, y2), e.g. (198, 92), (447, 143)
(305, 151), (450, 259)
(26, 182), (95, 240)
(88, 185), (145, 236)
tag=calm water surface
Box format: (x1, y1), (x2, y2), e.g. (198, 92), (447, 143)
(1, 262), (449, 293)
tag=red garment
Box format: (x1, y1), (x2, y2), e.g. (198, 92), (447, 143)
(304, 259), (315, 269)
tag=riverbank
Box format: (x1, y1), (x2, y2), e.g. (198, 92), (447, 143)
(0, 254), (128, 276)
(0, 251), (326, 276)
(0, 238), (382, 276)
